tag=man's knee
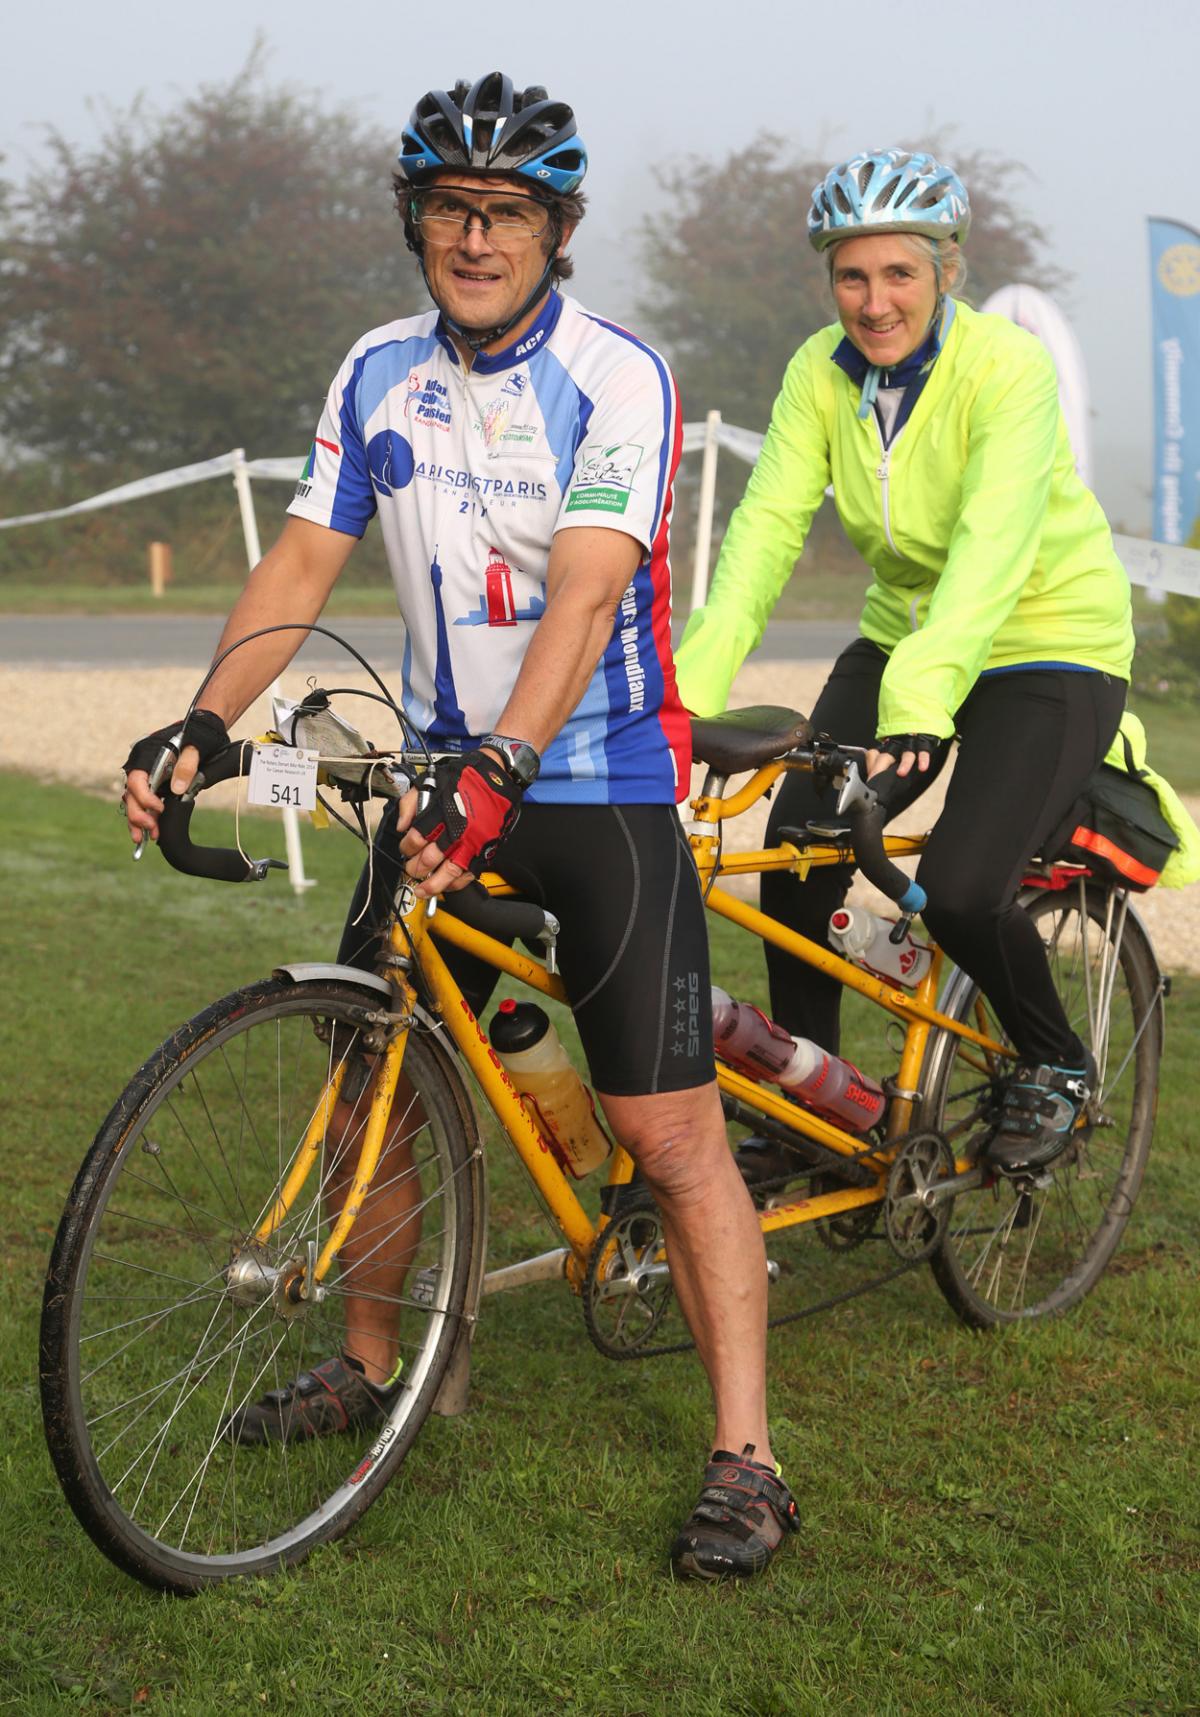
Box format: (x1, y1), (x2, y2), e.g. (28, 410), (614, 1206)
(600, 1084), (727, 1201)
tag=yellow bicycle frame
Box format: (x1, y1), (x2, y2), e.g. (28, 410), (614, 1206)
(255, 761), (1013, 1289)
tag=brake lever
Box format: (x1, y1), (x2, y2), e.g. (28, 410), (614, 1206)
(834, 759), (879, 816)
(132, 735), (183, 861)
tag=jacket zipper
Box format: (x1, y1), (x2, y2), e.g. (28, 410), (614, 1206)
(872, 412), (923, 632)
(873, 415), (898, 556)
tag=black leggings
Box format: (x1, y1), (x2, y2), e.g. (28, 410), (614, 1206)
(762, 640), (1126, 1065)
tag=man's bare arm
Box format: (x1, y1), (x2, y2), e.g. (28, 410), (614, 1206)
(123, 516), (357, 843)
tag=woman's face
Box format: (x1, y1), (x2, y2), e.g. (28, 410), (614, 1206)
(831, 234), (940, 369)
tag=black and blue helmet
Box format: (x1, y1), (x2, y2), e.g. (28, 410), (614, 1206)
(398, 73), (587, 196)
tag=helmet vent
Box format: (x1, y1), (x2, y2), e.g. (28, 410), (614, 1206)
(855, 161), (874, 197)
(832, 183), (854, 216)
(892, 178), (919, 210)
(877, 174), (902, 209)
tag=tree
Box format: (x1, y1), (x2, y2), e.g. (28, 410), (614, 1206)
(0, 54), (421, 478)
(637, 135), (1068, 562)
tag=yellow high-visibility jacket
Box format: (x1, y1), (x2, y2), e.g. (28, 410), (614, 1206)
(675, 301), (1133, 737)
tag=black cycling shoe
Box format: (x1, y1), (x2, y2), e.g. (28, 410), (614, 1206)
(734, 1136), (805, 1189)
(984, 1053), (1096, 1176)
(224, 1353), (400, 1447)
(670, 1444), (800, 1581)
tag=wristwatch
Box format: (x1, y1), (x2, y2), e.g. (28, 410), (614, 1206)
(480, 733), (541, 788)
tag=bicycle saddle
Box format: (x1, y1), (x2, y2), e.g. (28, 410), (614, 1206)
(690, 706), (813, 775)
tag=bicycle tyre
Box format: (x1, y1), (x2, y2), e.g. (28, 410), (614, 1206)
(920, 884), (1163, 1328)
(41, 978), (480, 1594)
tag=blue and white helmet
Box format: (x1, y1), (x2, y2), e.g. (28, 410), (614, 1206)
(807, 149), (970, 252)
(397, 73), (587, 197)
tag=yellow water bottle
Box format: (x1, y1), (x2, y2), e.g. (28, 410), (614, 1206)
(489, 1000), (613, 1179)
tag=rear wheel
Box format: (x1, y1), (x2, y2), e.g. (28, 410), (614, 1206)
(921, 884), (1162, 1327)
(41, 979), (479, 1593)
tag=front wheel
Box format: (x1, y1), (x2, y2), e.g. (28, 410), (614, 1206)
(920, 884), (1163, 1327)
(41, 979), (480, 1593)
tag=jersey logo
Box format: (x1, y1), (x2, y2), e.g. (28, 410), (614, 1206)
(366, 430), (415, 497)
(406, 375), (452, 432)
(481, 396), (511, 448)
(454, 551), (547, 628)
(566, 441), (644, 516)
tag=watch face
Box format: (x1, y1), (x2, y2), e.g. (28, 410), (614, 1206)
(486, 736), (540, 786)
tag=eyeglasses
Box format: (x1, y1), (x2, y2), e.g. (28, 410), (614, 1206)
(410, 188), (552, 251)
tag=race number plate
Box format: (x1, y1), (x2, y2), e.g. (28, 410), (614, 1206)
(248, 744), (319, 811)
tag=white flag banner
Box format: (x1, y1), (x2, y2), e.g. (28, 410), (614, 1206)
(979, 284), (1094, 489)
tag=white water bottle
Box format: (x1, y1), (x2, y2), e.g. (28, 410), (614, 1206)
(489, 1000), (613, 1179)
(711, 988), (886, 1134)
(828, 905), (932, 989)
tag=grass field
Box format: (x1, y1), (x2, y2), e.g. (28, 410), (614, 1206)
(2, 775), (1198, 1715)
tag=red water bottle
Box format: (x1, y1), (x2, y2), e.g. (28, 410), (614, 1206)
(711, 987), (885, 1134)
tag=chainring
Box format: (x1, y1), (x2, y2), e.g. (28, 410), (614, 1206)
(884, 1131), (956, 1262)
(582, 1202), (675, 1359)
(808, 1173), (881, 1252)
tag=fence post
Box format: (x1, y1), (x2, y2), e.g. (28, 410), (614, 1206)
(231, 447), (313, 895)
(690, 409), (721, 612)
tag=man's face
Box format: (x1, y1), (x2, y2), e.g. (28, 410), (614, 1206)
(415, 173), (571, 343)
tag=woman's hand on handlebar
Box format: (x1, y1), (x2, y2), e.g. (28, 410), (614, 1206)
(865, 732), (942, 784)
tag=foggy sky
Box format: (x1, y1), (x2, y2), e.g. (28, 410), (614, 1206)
(6, 0), (1196, 529)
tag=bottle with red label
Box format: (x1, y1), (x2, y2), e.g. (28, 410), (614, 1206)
(711, 987), (886, 1134)
(827, 905), (932, 989)
(484, 548), (516, 627)
(489, 999), (612, 1178)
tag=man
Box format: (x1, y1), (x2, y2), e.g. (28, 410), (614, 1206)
(122, 72), (797, 1580)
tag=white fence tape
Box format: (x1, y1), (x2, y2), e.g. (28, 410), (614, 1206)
(0, 450), (304, 531)
(2, 433), (1198, 600)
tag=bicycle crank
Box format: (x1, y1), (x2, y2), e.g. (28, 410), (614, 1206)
(884, 1131), (957, 1262)
(582, 1203), (675, 1359)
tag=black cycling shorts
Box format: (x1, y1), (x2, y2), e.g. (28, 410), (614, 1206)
(337, 801), (716, 1098)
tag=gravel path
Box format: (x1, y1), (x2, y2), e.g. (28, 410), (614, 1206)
(6, 656), (1199, 972)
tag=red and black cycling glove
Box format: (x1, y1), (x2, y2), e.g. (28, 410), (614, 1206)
(409, 750), (524, 877)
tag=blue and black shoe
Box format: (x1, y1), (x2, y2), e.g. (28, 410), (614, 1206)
(985, 1053), (1096, 1176)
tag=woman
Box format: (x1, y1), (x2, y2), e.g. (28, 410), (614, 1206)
(674, 148), (1134, 1175)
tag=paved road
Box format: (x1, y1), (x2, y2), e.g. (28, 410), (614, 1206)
(4, 614), (856, 669)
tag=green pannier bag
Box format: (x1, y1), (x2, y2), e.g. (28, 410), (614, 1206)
(1044, 712), (1200, 892)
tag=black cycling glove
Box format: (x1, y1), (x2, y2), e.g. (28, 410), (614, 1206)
(124, 709), (230, 783)
(875, 733), (944, 766)
(409, 749), (524, 877)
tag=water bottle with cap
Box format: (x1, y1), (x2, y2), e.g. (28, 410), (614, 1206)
(711, 987), (885, 1134)
(489, 999), (613, 1179)
(828, 904), (932, 990)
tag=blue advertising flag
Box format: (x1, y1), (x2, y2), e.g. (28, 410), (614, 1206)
(1150, 217), (1200, 543)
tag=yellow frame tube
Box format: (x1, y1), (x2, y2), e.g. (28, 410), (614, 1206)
(313, 1018), (412, 1280)
(706, 885), (1009, 1055)
(254, 1061), (347, 1245)
(415, 926), (597, 1260)
(430, 908), (568, 1004)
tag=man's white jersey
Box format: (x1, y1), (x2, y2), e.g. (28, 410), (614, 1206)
(288, 291), (690, 803)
